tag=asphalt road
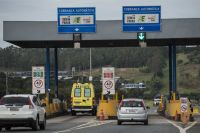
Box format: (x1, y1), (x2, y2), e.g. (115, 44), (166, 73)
(1, 111), (200, 133)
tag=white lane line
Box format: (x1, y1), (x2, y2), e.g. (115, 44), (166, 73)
(67, 121), (113, 131)
(54, 120), (114, 133)
(54, 121), (95, 133)
(167, 120), (185, 133)
(185, 121), (197, 131)
(47, 116), (77, 123)
(53, 122), (92, 133)
(167, 119), (197, 133)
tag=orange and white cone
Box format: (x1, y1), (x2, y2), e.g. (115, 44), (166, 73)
(100, 109), (104, 121)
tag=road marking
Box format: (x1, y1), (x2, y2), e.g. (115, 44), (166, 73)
(185, 121), (197, 131)
(47, 116), (76, 124)
(54, 120), (114, 133)
(55, 121), (94, 133)
(167, 119), (197, 133)
(48, 116), (95, 124)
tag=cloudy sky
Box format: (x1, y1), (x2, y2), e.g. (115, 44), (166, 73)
(0, 0), (200, 48)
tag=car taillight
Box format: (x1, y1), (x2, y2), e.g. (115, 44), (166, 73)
(141, 101), (145, 110)
(27, 97), (34, 109)
(119, 101), (123, 110)
(0, 98), (4, 105)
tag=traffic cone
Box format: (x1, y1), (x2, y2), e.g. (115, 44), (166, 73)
(185, 113), (189, 124)
(181, 112), (189, 125)
(100, 109), (104, 121)
(175, 111), (179, 121)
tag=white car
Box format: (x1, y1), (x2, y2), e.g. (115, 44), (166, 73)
(0, 94), (46, 131)
(153, 96), (161, 106)
(117, 98), (148, 125)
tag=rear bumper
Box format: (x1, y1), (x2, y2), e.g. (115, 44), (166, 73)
(73, 109), (92, 111)
(0, 112), (36, 120)
(117, 113), (148, 122)
(72, 106), (95, 112)
(0, 112), (36, 127)
(0, 118), (35, 127)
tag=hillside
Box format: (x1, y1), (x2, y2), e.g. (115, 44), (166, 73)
(80, 52), (200, 98)
(1, 46), (200, 99)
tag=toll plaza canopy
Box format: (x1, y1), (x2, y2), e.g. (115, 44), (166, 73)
(3, 18), (200, 48)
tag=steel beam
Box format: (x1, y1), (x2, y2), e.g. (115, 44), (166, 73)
(45, 48), (50, 93)
(168, 45), (172, 97)
(169, 44), (177, 96)
(54, 48), (58, 98)
(172, 45), (177, 92)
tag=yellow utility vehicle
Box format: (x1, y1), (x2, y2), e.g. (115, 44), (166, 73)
(71, 83), (97, 116)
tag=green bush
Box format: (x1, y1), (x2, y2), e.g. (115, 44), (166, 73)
(139, 66), (150, 73)
(177, 59), (183, 65)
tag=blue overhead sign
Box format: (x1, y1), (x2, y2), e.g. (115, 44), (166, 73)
(123, 6), (161, 32)
(57, 7), (96, 33)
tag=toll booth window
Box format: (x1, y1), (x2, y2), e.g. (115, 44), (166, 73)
(74, 88), (81, 97)
(84, 88), (91, 97)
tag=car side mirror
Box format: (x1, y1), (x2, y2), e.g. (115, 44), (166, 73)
(41, 103), (46, 107)
(146, 106), (150, 109)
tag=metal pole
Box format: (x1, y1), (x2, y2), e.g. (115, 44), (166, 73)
(54, 48), (58, 98)
(45, 48), (50, 101)
(72, 69), (74, 78)
(168, 45), (172, 98)
(172, 45), (177, 92)
(90, 48), (92, 76)
(5, 72), (8, 94)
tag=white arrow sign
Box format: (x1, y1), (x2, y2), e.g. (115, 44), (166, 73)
(75, 28), (79, 31)
(139, 34), (145, 40)
(139, 26), (144, 30)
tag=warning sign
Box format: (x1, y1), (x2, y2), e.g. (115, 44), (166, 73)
(180, 97), (188, 113)
(34, 80), (43, 88)
(32, 66), (45, 94)
(104, 80), (113, 89)
(102, 67), (115, 95)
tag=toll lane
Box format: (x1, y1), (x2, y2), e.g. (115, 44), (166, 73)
(2, 115), (200, 133)
(2, 115), (96, 133)
(61, 116), (179, 133)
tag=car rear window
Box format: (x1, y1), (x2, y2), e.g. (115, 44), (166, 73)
(84, 88), (91, 97)
(121, 100), (144, 108)
(74, 88), (81, 97)
(0, 97), (29, 106)
(154, 96), (160, 99)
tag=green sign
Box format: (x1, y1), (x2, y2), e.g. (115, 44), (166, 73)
(32, 66), (45, 94)
(33, 71), (44, 78)
(137, 32), (146, 41)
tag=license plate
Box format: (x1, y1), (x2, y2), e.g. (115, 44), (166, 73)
(127, 109), (136, 113)
(10, 107), (19, 111)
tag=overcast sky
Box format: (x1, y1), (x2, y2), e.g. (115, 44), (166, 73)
(0, 0), (200, 48)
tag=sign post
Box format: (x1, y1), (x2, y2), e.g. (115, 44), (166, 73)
(32, 66), (45, 94)
(122, 6), (161, 32)
(102, 67), (115, 95)
(57, 7), (96, 33)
